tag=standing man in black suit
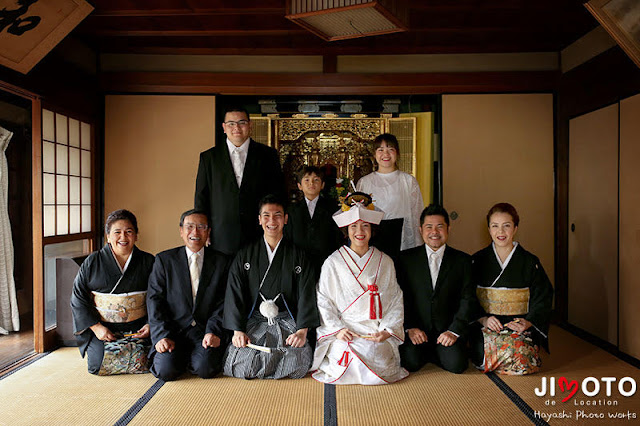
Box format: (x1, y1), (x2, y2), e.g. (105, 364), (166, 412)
(147, 209), (230, 381)
(395, 204), (474, 374)
(194, 107), (284, 256)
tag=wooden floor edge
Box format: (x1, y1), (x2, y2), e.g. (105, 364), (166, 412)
(0, 351), (45, 379)
(556, 322), (640, 369)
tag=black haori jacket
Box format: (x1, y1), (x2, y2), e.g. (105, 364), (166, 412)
(223, 237), (319, 333)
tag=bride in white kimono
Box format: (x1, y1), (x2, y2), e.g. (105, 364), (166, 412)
(312, 193), (409, 385)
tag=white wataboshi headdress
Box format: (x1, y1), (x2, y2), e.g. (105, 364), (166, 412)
(332, 192), (384, 228)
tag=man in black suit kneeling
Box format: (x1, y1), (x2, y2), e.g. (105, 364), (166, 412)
(395, 204), (474, 374)
(147, 209), (230, 381)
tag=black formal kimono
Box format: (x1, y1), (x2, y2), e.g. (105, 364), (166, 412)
(194, 139), (284, 256)
(395, 244), (474, 373)
(223, 237), (319, 379)
(470, 243), (553, 356)
(147, 246), (230, 381)
(71, 244), (155, 374)
(284, 196), (342, 277)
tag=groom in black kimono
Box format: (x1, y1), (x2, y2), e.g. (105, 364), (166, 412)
(147, 209), (230, 381)
(223, 194), (319, 379)
(395, 204), (475, 374)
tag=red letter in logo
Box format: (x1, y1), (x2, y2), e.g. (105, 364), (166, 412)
(559, 376), (579, 402)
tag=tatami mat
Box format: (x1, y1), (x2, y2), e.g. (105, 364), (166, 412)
(128, 374), (324, 426)
(335, 367), (531, 426)
(0, 326), (638, 426)
(0, 347), (157, 426)
(499, 327), (640, 425)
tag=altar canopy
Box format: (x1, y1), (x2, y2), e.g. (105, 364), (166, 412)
(0, 125), (19, 334)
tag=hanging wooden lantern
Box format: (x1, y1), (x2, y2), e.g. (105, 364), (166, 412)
(286, 0), (408, 42)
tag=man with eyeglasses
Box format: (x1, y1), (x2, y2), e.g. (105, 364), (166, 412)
(195, 106), (284, 256)
(147, 209), (231, 381)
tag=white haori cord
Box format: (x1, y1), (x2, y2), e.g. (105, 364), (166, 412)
(256, 258), (281, 326)
(259, 293), (281, 326)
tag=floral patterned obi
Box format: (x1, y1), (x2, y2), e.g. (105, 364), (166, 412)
(476, 287), (529, 316)
(92, 290), (147, 323)
(482, 329), (541, 375)
(99, 333), (151, 376)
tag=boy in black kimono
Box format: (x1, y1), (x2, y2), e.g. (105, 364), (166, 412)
(284, 166), (342, 278)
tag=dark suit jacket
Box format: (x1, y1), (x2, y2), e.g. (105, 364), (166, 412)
(284, 196), (342, 275)
(147, 246), (230, 346)
(194, 139), (284, 255)
(395, 245), (474, 337)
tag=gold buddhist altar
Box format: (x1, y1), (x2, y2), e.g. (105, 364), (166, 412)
(250, 116), (416, 197)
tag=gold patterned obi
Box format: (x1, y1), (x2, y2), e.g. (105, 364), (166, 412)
(476, 286), (530, 316)
(92, 290), (147, 323)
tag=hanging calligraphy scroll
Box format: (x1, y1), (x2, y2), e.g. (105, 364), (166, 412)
(0, 0), (93, 74)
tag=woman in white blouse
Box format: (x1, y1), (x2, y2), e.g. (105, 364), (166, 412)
(356, 133), (424, 257)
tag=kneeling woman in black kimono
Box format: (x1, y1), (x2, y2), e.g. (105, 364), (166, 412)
(71, 209), (155, 375)
(470, 203), (553, 375)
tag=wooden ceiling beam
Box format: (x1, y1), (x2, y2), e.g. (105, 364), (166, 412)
(408, 0), (588, 12)
(74, 0), (595, 56)
(89, 8), (284, 17)
(100, 71), (559, 95)
(88, 0), (284, 16)
(82, 30), (306, 37)
(77, 26), (574, 39)
(90, 38), (561, 56)
(80, 12), (593, 32)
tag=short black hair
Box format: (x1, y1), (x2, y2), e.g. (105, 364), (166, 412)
(105, 209), (138, 234)
(223, 106), (250, 121)
(420, 204), (450, 226)
(258, 194), (287, 213)
(486, 203), (519, 227)
(180, 209), (210, 227)
(295, 165), (325, 183)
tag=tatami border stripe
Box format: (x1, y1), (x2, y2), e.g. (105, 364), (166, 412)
(324, 383), (338, 426)
(486, 372), (549, 426)
(0, 352), (50, 380)
(114, 379), (165, 426)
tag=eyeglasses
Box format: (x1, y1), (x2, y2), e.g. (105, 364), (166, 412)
(182, 223), (209, 231)
(224, 120), (249, 128)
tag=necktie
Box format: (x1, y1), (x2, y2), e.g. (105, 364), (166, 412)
(429, 252), (440, 289)
(189, 252), (200, 301)
(232, 148), (243, 187)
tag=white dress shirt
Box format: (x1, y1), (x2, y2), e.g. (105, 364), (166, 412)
(226, 137), (250, 186)
(425, 244), (446, 287)
(305, 195), (319, 218)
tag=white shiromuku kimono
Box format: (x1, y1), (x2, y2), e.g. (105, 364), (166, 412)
(312, 246), (409, 385)
(356, 171), (424, 251)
